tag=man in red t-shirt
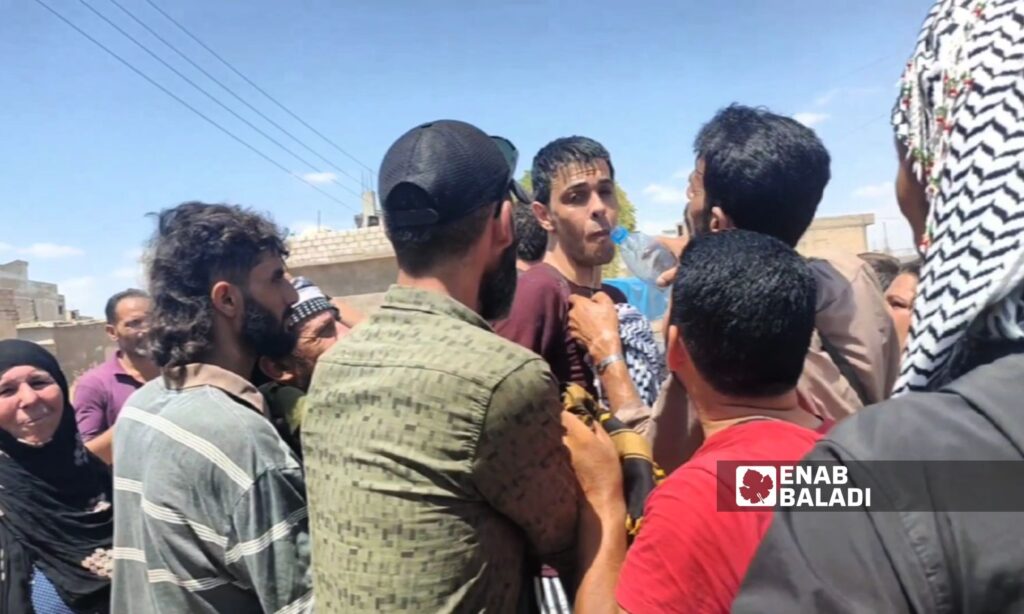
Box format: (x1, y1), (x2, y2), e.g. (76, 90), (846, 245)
(613, 230), (832, 614)
(494, 136), (628, 397)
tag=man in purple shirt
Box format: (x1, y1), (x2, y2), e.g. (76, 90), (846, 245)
(73, 289), (158, 462)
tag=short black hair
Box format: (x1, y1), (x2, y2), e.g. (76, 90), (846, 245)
(670, 230), (817, 397)
(105, 289), (150, 325)
(898, 258), (922, 279)
(695, 104), (830, 246)
(513, 201), (546, 263)
(147, 202), (288, 370)
(858, 252), (901, 290)
(384, 184), (498, 276)
(532, 136), (615, 206)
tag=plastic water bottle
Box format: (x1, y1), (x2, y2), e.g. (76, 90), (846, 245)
(610, 226), (676, 318)
(610, 226), (677, 284)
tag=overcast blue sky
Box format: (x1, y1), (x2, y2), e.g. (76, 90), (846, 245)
(1, 0), (933, 316)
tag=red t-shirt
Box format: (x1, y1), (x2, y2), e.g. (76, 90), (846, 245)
(493, 263), (627, 397)
(615, 419), (828, 614)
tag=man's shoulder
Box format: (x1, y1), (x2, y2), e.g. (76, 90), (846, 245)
(123, 381), (285, 452)
(808, 251), (883, 308)
(516, 263), (571, 297)
(323, 309), (549, 389)
(75, 358), (116, 389)
(823, 367), (1024, 462)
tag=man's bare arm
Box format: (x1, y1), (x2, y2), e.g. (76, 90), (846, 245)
(85, 426), (114, 464)
(567, 294), (648, 426)
(561, 413), (626, 613)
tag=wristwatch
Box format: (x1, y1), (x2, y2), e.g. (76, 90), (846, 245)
(596, 353), (625, 375)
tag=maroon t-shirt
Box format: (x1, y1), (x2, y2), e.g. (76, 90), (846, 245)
(494, 263), (627, 396)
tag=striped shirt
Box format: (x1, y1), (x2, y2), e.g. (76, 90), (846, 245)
(111, 363), (313, 613)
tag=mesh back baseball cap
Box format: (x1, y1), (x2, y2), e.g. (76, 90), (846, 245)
(379, 119), (531, 229)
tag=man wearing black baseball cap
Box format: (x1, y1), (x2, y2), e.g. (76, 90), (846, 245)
(303, 120), (624, 612)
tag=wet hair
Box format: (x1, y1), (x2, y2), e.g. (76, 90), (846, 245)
(147, 202), (287, 370)
(513, 200), (547, 263)
(695, 104), (830, 246)
(104, 289), (150, 325)
(858, 252), (901, 291)
(384, 185), (498, 277)
(531, 136), (615, 206)
(670, 229), (817, 397)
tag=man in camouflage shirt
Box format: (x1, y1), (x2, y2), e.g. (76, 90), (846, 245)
(303, 121), (583, 612)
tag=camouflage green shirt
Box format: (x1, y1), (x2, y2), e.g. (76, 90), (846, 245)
(304, 285), (579, 613)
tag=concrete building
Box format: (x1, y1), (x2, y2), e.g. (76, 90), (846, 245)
(674, 213), (877, 258)
(796, 214), (876, 259)
(0, 260), (67, 326)
(287, 225), (396, 315)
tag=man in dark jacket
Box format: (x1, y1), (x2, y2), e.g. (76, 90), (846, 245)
(734, 2), (1024, 611)
(733, 354), (1024, 613)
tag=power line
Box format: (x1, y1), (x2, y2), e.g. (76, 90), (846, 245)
(104, 0), (365, 191)
(32, 0), (357, 211)
(75, 0), (363, 202)
(143, 0), (375, 177)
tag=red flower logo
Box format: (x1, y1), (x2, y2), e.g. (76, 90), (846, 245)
(739, 469), (774, 504)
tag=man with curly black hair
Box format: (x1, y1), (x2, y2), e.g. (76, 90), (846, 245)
(110, 202), (313, 613)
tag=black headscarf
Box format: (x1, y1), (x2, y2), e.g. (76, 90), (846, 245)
(0, 340), (112, 613)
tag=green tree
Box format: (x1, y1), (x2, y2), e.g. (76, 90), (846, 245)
(518, 171), (636, 278)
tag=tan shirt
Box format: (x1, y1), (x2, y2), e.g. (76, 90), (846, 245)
(804, 250), (901, 418)
(622, 251), (900, 473)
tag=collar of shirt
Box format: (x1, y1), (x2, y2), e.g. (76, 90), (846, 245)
(109, 350), (146, 386)
(382, 285), (491, 331)
(164, 363), (267, 414)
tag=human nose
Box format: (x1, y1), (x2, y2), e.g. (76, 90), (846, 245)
(16, 383), (40, 408)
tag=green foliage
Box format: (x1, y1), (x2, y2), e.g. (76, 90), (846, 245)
(518, 171), (635, 277)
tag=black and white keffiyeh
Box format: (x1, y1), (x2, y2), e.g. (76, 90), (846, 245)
(588, 303), (666, 407)
(893, 0), (1024, 392)
(287, 276), (337, 329)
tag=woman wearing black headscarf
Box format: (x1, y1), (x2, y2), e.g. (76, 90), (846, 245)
(0, 339), (113, 613)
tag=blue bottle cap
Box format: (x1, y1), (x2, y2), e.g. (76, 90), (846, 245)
(610, 226), (629, 245)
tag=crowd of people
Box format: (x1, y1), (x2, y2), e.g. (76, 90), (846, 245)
(1, 0), (1023, 612)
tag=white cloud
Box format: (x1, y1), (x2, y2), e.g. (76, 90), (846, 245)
(814, 89), (840, 107)
(287, 220), (332, 237)
(637, 219), (680, 236)
(301, 172), (337, 185)
(122, 247), (145, 261)
(852, 181), (895, 199)
(0, 242), (11, 252)
(57, 276), (100, 316)
(18, 243), (84, 259)
(112, 266), (141, 280)
(793, 112), (830, 128)
(642, 183), (687, 205)
(61, 276), (97, 290)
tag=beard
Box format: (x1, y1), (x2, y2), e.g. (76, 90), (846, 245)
(552, 218), (615, 268)
(121, 336), (152, 360)
(241, 295), (297, 360)
(479, 242), (519, 321)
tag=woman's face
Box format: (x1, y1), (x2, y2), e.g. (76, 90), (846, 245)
(886, 272), (920, 352)
(0, 365), (64, 446)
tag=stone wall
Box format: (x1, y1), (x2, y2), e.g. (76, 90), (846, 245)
(0, 260), (66, 323)
(285, 226), (397, 317)
(290, 257), (397, 303)
(796, 214), (875, 259)
(17, 321), (113, 383)
(0, 290), (18, 340)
